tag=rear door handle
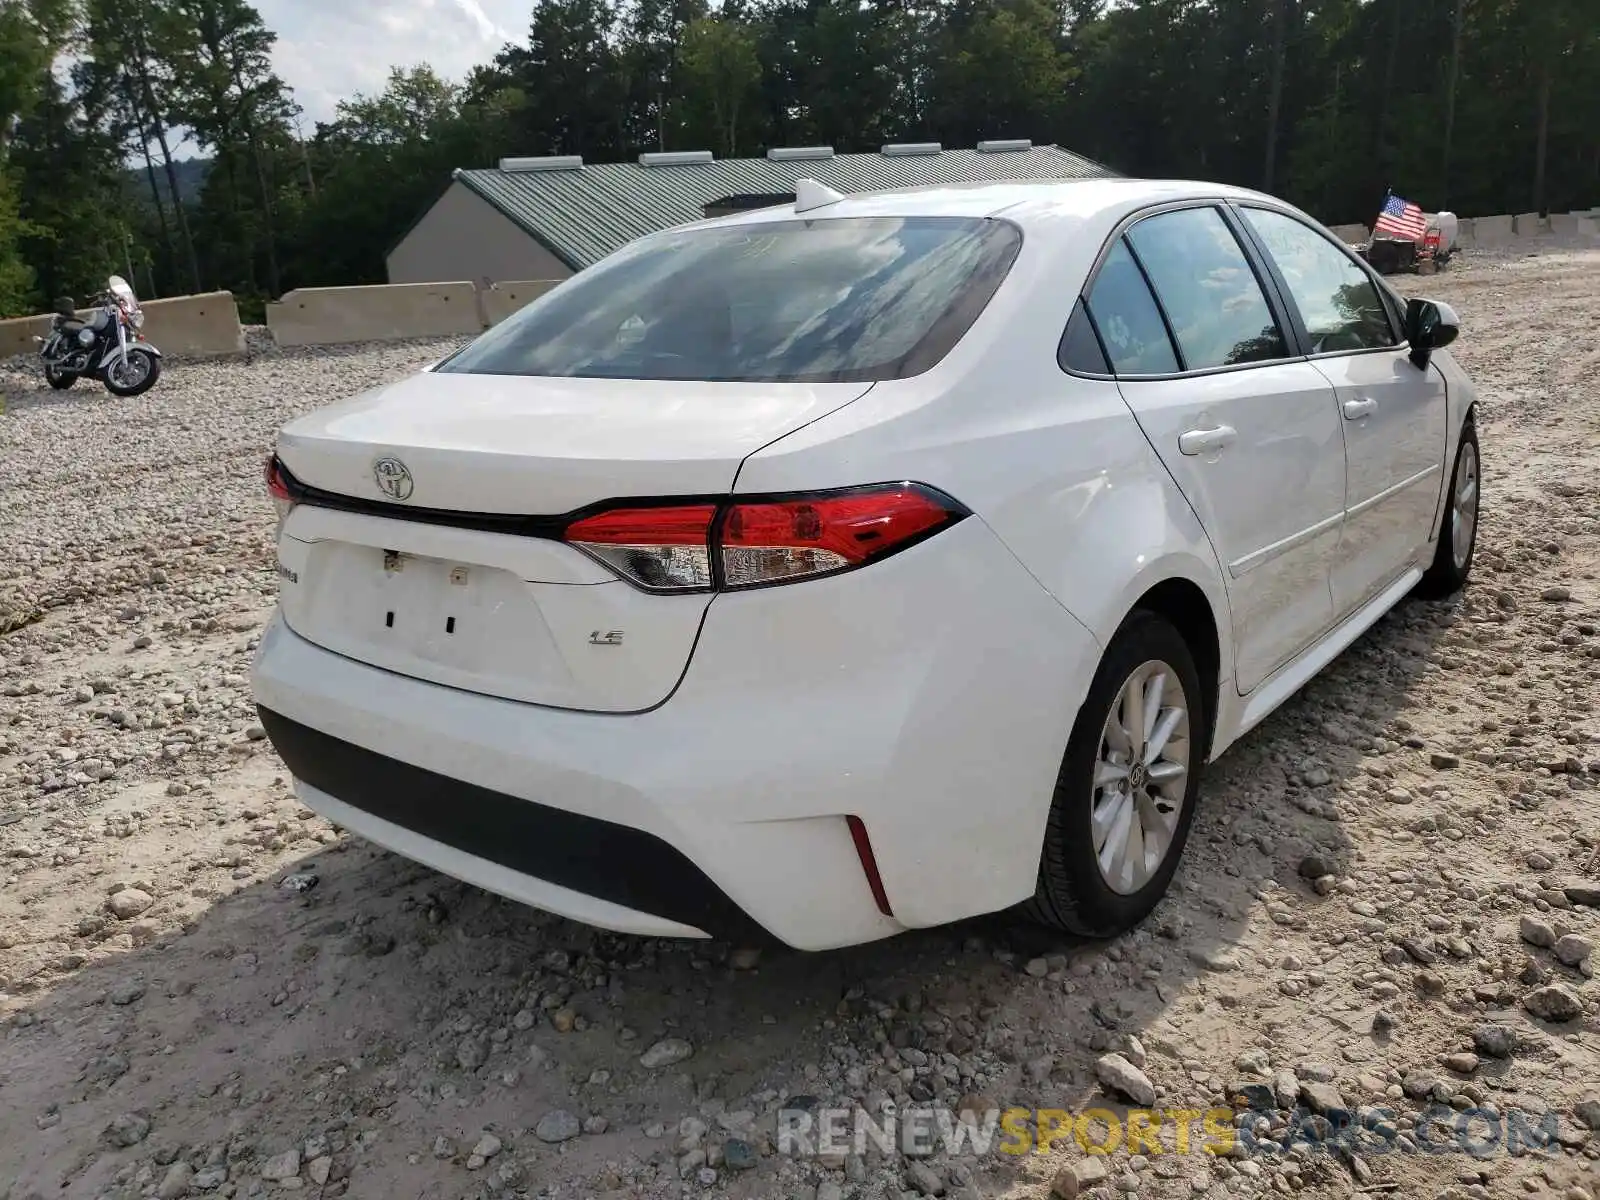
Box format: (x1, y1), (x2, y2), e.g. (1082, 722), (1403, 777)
(1178, 425), (1237, 456)
(1342, 398), (1378, 420)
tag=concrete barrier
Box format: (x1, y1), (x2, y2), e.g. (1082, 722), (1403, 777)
(1578, 215), (1599, 238)
(479, 280), (562, 327)
(1327, 223), (1369, 245)
(1513, 212), (1549, 236)
(1473, 214), (1513, 244)
(142, 292), (244, 356)
(0, 311), (60, 359)
(266, 282), (482, 348)
(0, 291), (243, 360)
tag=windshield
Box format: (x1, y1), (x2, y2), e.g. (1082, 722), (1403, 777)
(108, 276), (137, 308)
(437, 216), (1023, 384)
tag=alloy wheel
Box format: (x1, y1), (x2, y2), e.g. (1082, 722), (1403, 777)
(1452, 441), (1479, 569)
(1091, 659), (1191, 895)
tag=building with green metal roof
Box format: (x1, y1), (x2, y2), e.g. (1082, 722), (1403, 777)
(384, 141), (1117, 286)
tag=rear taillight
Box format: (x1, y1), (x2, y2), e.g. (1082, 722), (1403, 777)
(563, 484), (966, 593)
(564, 505), (717, 592)
(265, 455), (291, 502)
(265, 454), (294, 528)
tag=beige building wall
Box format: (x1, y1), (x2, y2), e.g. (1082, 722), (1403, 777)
(386, 180), (573, 285)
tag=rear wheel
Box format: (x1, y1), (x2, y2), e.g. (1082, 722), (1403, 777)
(44, 365), (76, 390)
(1416, 421), (1478, 598)
(1024, 610), (1205, 938)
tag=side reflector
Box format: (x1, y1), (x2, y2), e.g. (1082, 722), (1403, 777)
(846, 815), (894, 917)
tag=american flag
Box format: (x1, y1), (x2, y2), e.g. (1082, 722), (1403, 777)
(1374, 193), (1428, 241)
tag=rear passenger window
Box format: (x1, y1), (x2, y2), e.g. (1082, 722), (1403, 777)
(1059, 297), (1110, 374)
(1125, 207), (1288, 370)
(1083, 241), (1179, 375)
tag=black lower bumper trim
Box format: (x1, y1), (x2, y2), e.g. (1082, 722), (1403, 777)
(257, 706), (770, 945)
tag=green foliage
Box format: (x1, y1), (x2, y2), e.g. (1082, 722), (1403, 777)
(0, 166), (36, 314)
(678, 17), (761, 156)
(0, 0), (1596, 320)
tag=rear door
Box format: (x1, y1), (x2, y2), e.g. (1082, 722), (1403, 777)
(1235, 205), (1448, 618)
(1083, 204), (1347, 693)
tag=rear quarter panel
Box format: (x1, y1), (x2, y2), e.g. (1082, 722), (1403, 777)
(735, 224), (1234, 677)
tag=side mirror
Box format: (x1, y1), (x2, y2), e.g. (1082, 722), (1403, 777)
(1405, 297), (1460, 368)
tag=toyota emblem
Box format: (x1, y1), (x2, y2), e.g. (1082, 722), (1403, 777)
(373, 457), (414, 501)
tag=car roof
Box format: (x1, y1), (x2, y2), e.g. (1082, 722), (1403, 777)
(684, 177), (1294, 235)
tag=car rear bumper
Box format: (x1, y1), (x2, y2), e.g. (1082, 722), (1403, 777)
(258, 706), (768, 942)
(251, 517), (1101, 950)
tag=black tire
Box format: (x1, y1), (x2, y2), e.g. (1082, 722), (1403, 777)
(44, 366), (76, 390)
(102, 349), (161, 397)
(1022, 609), (1206, 938)
(1416, 420), (1478, 598)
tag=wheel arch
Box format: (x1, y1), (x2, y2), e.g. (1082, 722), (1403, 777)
(1126, 576), (1223, 762)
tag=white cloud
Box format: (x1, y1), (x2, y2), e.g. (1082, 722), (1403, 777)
(255, 0), (524, 127)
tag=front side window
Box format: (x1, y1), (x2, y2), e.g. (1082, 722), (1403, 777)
(1125, 207), (1288, 371)
(1242, 207), (1398, 353)
(437, 216), (1023, 384)
(1083, 240), (1180, 375)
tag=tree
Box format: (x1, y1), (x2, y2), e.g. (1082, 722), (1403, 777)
(0, 0), (72, 156)
(81, 0), (203, 291)
(927, 0), (1070, 147)
(10, 65), (128, 304)
(678, 16), (761, 156)
(163, 0), (298, 298)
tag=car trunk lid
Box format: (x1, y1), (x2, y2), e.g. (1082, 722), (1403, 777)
(272, 371), (873, 712)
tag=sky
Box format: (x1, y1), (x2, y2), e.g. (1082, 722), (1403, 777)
(256, 0), (527, 128)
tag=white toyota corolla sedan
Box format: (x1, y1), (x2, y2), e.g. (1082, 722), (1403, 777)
(252, 177), (1480, 951)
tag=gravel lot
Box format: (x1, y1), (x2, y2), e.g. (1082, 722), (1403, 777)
(2, 243), (1599, 1200)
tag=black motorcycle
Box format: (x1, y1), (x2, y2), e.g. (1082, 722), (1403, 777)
(36, 275), (163, 396)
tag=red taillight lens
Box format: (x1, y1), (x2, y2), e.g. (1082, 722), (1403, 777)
(720, 487), (956, 589)
(265, 455), (291, 502)
(562, 485), (964, 593)
(564, 505), (717, 591)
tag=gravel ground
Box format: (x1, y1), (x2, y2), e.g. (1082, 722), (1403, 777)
(1, 242), (1599, 1200)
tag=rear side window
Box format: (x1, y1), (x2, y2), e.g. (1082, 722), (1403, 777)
(438, 216), (1023, 384)
(1058, 297), (1111, 374)
(1126, 207), (1288, 370)
(1083, 240), (1179, 375)
(1242, 207), (1399, 352)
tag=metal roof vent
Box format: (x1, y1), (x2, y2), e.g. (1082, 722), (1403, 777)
(880, 142), (942, 157)
(767, 145), (835, 162)
(639, 150), (714, 167)
(499, 155), (584, 172)
(976, 139), (1033, 153)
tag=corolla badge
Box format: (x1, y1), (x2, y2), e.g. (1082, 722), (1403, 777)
(373, 457), (414, 501)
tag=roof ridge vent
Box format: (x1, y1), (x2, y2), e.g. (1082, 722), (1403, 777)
(976, 139), (1032, 153)
(499, 155), (584, 172)
(880, 142), (942, 157)
(639, 150), (714, 167)
(767, 145), (835, 162)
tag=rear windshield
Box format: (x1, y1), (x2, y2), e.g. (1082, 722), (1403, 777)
(437, 216), (1023, 384)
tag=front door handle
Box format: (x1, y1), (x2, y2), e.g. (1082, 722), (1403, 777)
(1342, 397), (1378, 420)
(1178, 425), (1237, 456)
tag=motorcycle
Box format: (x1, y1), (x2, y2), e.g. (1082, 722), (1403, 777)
(35, 275), (163, 397)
